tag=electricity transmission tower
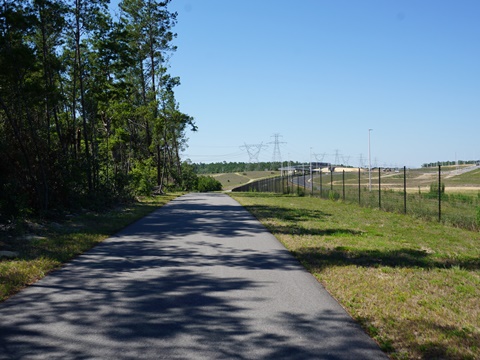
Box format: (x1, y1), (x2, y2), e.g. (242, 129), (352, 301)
(334, 149), (342, 165)
(359, 154), (365, 168)
(239, 142), (268, 162)
(312, 153), (327, 162)
(268, 134), (286, 163)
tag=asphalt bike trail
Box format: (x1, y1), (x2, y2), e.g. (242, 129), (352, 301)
(0, 193), (387, 359)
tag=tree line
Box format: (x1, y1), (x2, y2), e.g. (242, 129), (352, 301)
(421, 160), (479, 168)
(0, 0), (197, 220)
(191, 161), (304, 174)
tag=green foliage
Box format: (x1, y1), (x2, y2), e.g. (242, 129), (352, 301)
(0, 0), (194, 217)
(328, 190), (340, 201)
(181, 161), (199, 191)
(429, 182), (445, 195)
(130, 160), (157, 196)
(423, 182), (446, 199)
(196, 176), (222, 192)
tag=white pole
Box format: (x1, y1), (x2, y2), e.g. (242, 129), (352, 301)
(368, 129), (373, 191)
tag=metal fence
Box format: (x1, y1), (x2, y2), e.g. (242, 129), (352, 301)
(232, 165), (480, 231)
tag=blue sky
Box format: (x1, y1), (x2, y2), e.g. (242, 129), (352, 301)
(115, 1), (480, 168)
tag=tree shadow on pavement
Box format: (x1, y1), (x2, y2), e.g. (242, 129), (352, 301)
(0, 193), (386, 359)
(0, 255), (384, 359)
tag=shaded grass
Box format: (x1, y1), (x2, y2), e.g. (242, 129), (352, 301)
(0, 194), (179, 302)
(230, 192), (480, 360)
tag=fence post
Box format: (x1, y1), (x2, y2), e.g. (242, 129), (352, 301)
(342, 170), (345, 201)
(403, 166), (407, 214)
(438, 164), (442, 222)
(378, 167), (381, 209)
(290, 172), (292, 194)
(287, 171), (290, 194)
(358, 167), (361, 205)
(320, 171), (323, 198)
(310, 167), (313, 196)
(330, 168), (333, 190)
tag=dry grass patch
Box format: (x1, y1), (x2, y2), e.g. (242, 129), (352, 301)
(230, 192), (480, 359)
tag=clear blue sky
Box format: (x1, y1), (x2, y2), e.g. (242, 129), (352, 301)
(115, 1), (480, 168)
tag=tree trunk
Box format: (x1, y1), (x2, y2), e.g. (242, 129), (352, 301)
(75, 0), (93, 192)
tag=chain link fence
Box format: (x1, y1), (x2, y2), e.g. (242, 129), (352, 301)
(232, 165), (480, 231)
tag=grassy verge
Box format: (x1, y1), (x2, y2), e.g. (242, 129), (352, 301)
(230, 192), (480, 360)
(0, 194), (179, 302)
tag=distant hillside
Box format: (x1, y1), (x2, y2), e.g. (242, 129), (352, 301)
(211, 171), (279, 191)
(193, 161), (303, 174)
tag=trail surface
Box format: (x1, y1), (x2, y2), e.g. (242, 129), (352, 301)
(0, 193), (387, 359)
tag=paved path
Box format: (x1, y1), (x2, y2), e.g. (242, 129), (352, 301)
(0, 193), (387, 359)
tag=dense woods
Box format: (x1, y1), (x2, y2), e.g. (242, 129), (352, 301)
(0, 0), (196, 220)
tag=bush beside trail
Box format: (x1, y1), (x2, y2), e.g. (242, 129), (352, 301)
(197, 176), (222, 192)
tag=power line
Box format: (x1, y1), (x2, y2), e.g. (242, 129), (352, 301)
(334, 149), (342, 165)
(312, 153), (327, 162)
(239, 142), (268, 162)
(268, 133), (286, 163)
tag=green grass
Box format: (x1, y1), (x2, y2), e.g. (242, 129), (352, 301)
(212, 173), (251, 190)
(446, 168), (480, 186)
(212, 171), (280, 190)
(0, 194), (179, 302)
(230, 192), (480, 360)
(315, 166), (480, 190)
(305, 168), (480, 230)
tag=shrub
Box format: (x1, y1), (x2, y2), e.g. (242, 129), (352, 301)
(130, 159), (156, 196)
(181, 161), (199, 191)
(429, 182), (445, 195)
(329, 190), (340, 201)
(197, 176), (222, 192)
(424, 182), (446, 199)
